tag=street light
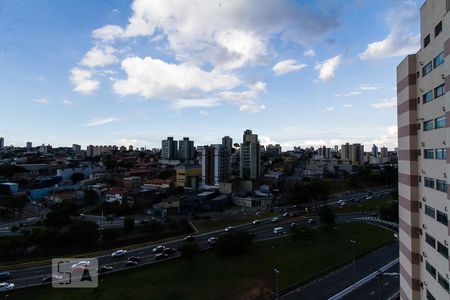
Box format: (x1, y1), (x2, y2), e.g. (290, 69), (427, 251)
(350, 240), (356, 286)
(274, 268), (280, 300)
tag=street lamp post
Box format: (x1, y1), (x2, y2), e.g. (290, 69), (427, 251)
(350, 240), (356, 285)
(274, 268), (280, 300)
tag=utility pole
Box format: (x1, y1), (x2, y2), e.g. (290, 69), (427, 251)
(274, 268), (280, 300)
(350, 240), (356, 285)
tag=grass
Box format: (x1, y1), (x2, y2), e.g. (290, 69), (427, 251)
(6, 223), (395, 300)
(333, 197), (397, 215)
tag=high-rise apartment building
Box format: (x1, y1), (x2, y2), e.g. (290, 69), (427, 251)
(0, 137), (4, 150)
(161, 137), (178, 160)
(380, 146), (388, 158)
(372, 144), (378, 157)
(397, 1), (450, 299)
(351, 143), (364, 165)
(178, 137), (195, 160)
(222, 136), (233, 153)
(340, 143), (351, 161)
(318, 146), (332, 159)
(240, 130), (261, 180)
(201, 144), (230, 186)
(26, 142), (32, 150)
(72, 144), (81, 153)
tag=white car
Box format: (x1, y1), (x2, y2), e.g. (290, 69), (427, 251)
(208, 237), (218, 245)
(224, 226), (234, 232)
(0, 282), (15, 290)
(271, 217), (280, 223)
(71, 260), (91, 270)
(252, 220), (260, 225)
(152, 245), (166, 254)
(111, 250), (127, 257)
(273, 227), (285, 235)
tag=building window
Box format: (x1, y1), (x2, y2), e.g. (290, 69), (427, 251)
(424, 149), (434, 159)
(424, 34), (431, 48)
(424, 120), (434, 131)
(438, 273), (449, 292)
(426, 233), (436, 248)
(426, 261), (437, 279)
(422, 61), (433, 77)
(435, 21), (443, 37)
(437, 210), (448, 226)
(436, 148), (447, 160)
(434, 51), (445, 68)
(425, 205), (436, 218)
(426, 289), (436, 300)
(423, 90), (433, 103)
(437, 241), (449, 259)
(436, 179), (447, 192)
(424, 177), (435, 188)
(435, 84), (445, 98)
(435, 116), (446, 129)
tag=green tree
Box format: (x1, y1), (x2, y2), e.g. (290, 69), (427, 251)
(84, 189), (99, 205)
(179, 242), (200, 258)
(63, 221), (99, 248)
(216, 231), (253, 256)
(319, 206), (335, 228)
(291, 226), (314, 241)
(70, 172), (85, 184)
(123, 217), (135, 231)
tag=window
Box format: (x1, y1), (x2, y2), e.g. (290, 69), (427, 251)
(435, 21), (442, 37)
(426, 233), (436, 248)
(425, 205), (436, 218)
(423, 90), (433, 103)
(436, 148), (447, 160)
(438, 273), (449, 292)
(435, 116), (446, 129)
(435, 84), (445, 98)
(436, 179), (447, 192)
(424, 149), (434, 159)
(424, 120), (434, 131)
(437, 210), (448, 226)
(424, 34), (431, 48)
(434, 51), (445, 68)
(424, 177), (435, 188)
(437, 241), (449, 259)
(422, 61), (432, 77)
(426, 261), (437, 278)
(426, 289), (436, 300)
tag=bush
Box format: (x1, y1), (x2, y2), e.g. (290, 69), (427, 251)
(179, 242), (200, 258)
(291, 226), (313, 240)
(319, 206), (335, 228)
(216, 231), (253, 257)
(123, 217), (135, 231)
(10, 225), (18, 232)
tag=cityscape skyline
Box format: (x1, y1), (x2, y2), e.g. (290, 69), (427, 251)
(0, 0), (424, 150)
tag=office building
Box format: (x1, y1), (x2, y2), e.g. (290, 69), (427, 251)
(397, 1), (450, 299)
(201, 144), (230, 186)
(86, 145), (117, 157)
(178, 137), (195, 160)
(372, 144), (378, 157)
(161, 137), (178, 160)
(240, 130), (261, 180)
(222, 136), (233, 153)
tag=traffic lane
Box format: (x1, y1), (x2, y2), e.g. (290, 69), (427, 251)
(342, 263), (399, 300)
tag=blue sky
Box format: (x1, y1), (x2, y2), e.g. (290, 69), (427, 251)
(0, 0), (423, 150)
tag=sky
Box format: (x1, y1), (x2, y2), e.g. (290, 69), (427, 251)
(0, 0), (424, 150)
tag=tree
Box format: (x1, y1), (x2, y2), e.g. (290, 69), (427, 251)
(319, 206), (335, 228)
(123, 217), (135, 231)
(63, 221), (99, 248)
(84, 189), (99, 205)
(179, 242), (200, 258)
(291, 226), (314, 241)
(70, 172), (84, 184)
(216, 231), (253, 256)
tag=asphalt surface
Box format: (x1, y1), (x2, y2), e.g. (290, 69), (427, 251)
(281, 242), (399, 300)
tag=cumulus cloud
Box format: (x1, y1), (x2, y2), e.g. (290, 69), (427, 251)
(33, 98), (49, 105)
(272, 59), (307, 75)
(359, 2), (419, 60)
(62, 99), (73, 106)
(315, 55), (341, 81)
(92, 25), (124, 41)
(199, 110), (209, 115)
(219, 82), (266, 112)
(80, 46), (117, 68)
(84, 117), (119, 127)
(304, 49), (316, 57)
(371, 97), (396, 109)
(325, 106), (335, 111)
(70, 68), (100, 94)
(169, 99), (220, 111)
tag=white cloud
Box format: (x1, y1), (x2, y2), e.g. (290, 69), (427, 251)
(359, 83), (380, 91)
(92, 25), (124, 41)
(371, 97), (396, 109)
(343, 104), (352, 108)
(169, 99), (220, 110)
(334, 91), (362, 97)
(219, 81), (266, 112)
(272, 59), (307, 75)
(33, 98), (49, 105)
(315, 55), (341, 81)
(304, 49), (316, 57)
(113, 56), (241, 98)
(84, 117), (119, 127)
(199, 110), (208, 115)
(62, 99), (73, 106)
(359, 3), (419, 60)
(80, 46), (117, 68)
(70, 68), (100, 94)
(325, 106), (335, 111)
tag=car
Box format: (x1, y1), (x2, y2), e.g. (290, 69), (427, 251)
(97, 266), (113, 274)
(273, 227), (285, 235)
(124, 261), (138, 268)
(224, 226), (234, 232)
(71, 260), (90, 270)
(339, 201), (346, 206)
(0, 282), (15, 290)
(0, 272), (11, 281)
(152, 245), (166, 254)
(184, 235), (195, 242)
(41, 275), (63, 283)
(252, 219), (260, 225)
(307, 219), (316, 224)
(163, 247), (177, 255)
(127, 256), (141, 263)
(271, 217), (280, 223)
(154, 253), (169, 260)
(111, 250), (127, 257)
(140, 219), (149, 225)
(290, 222), (298, 228)
(208, 237), (218, 245)
(365, 196), (373, 200)
(282, 212), (291, 217)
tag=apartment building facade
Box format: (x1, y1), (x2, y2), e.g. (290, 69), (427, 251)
(397, 1), (450, 299)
